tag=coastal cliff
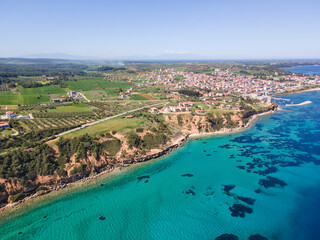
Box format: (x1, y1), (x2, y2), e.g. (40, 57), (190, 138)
(0, 103), (277, 210)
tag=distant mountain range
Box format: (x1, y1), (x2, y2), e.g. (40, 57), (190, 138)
(19, 52), (203, 61)
(21, 53), (101, 60)
(1, 52), (319, 63)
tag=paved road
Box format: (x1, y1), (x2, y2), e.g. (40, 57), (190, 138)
(55, 102), (168, 137)
(79, 92), (91, 102)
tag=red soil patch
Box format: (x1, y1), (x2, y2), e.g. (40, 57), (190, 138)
(138, 93), (156, 100)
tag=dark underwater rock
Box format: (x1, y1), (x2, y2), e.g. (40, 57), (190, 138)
(248, 234), (268, 240)
(137, 175), (150, 181)
(223, 184), (236, 193)
(258, 176), (287, 188)
(254, 189), (262, 194)
(181, 174), (194, 177)
(215, 233), (239, 240)
(186, 189), (195, 196)
(99, 216), (106, 220)
(236, 165), (245, 169)
(238, 196), (255, 205)
(229, 203), (253, 217)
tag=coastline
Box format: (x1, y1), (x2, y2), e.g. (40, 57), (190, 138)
(0, 107), (277, 218)
(274, 86), (320, 97)
(189, 109), (276, 139)
(0, 135), (189, 219)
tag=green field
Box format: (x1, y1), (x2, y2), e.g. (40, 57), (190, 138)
(0, 92), (21, 105)
(131, 94), (149, 100)
(63, 78), (129, 91)
(66, 117), (145, 137)
(85, 66), (99, 71)
(83, 89), (120, 101)
(18, 85), (67, 105)
(48, 103), (93, 113)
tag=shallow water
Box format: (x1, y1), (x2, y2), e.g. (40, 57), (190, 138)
(282, 65), (320, 75)
(0, 91), (320, 240)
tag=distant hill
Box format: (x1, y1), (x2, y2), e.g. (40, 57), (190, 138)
(20, 53), (102, 61)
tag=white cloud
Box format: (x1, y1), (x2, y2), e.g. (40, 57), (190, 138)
(164, 50), (187, 54)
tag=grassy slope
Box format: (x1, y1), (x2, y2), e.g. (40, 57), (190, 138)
(47, 103), (93, 113)
(65, 117), (145, 137)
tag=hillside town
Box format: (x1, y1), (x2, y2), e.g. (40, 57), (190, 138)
(139, 67), (320, 98)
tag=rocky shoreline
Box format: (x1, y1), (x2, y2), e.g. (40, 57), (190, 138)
(0, 108), (276, 214)
(189, 107), (277, 138)
(0, 135), (189, 214)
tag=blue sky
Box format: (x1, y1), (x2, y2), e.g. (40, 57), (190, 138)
(0, 0), (319, 59)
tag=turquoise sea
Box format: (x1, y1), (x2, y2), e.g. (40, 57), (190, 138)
(282, 65), (320, 75)
(0, 90), (320, 240)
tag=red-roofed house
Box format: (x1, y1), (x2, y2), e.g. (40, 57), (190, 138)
(0, 121), (10, 130)
(5, 111), (15, 118)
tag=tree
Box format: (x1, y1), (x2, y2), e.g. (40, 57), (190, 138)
(127, 133), (143, 148)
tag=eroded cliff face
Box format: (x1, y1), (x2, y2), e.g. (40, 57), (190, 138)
(0, 105), (277, 206)
(163, 112), (244, 134)
(0, 130), (185, 205)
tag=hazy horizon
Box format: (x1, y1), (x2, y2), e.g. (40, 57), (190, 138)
(1, 0), (320, 60)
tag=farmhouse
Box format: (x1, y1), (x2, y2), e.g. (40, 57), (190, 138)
(234, 105), (242, 110)
(179, 102), (194, 107)
(67, 91), (82, 98)
(150, 107), (159, 114)
(179, 102), (193, 111)
(161, 107), (171, 113)
(196, 110), (205, 114)
(53, 97), (67, 103)
(5, 111), (15, 119)
(0, 121), (10, 130)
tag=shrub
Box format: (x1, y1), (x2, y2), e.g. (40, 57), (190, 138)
(135, 127), (144, 133)
(127, 132), (143, 148)
(10, 191), (29, 202)
(102, 139), (121, 156)
(104, 132), (114, 138)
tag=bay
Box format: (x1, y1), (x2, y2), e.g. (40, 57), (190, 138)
(282, 65), (320, 75)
